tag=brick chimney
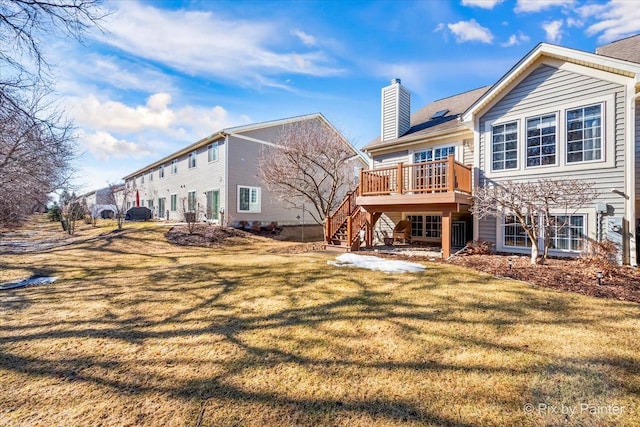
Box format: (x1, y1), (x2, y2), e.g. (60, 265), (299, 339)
(381, 78), (411, 141)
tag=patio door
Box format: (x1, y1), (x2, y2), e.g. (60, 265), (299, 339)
(413, 146), (456, 192)
(158, 198), (166, 218)
(452, 221), (466, 248)
(206, 190), (219, 220)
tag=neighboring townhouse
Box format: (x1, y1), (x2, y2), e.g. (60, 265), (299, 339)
(82, 186), (118, 219)
(327, 35), (640, 266)
(123, 113), (365, 228)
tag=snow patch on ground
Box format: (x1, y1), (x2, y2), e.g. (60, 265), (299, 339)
(0, 276), (57, 290)
(328, 253), (426, 274)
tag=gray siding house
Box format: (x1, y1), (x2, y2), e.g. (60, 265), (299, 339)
(328, 35), (640, 265)
(123, 113), (363, 228)
(463, 38), (640, 266)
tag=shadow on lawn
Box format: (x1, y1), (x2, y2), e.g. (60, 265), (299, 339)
(1, 231), (639, 425)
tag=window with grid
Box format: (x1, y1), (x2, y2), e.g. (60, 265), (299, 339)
(503, 215), (532, 248)
(407, 215), (423, 237)
(171, 159), (178, 174)
(492, 121), (518, 170)
(159, 165), (165, 178)
(526, 114), (556, 167)
(238, 186), (260, 212)
(424, 215), (442, 238)
(567, 104), (602, 163)
(188, 151), (197, 169)
(548, 215), (585, 251)
(170, 194), (177, 212)
(149, 170), (153, 181)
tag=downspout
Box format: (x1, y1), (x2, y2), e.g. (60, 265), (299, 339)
(627, 87), (639, 266)
(224, 134), (229, 227)
(472, 116), (481, 242)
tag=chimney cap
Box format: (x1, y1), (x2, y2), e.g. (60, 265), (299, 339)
(391, 78), (401, 84)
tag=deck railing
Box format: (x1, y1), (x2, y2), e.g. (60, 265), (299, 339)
(359, 155), (472, 196)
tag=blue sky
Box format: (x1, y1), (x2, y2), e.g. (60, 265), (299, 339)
(51, 0), (640, 192)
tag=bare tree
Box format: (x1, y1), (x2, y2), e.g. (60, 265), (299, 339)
(471, 179), (599, 264)
(0, 92), (74, 227)
(0, 0), (105, 227)
(257, 119), (359, 224)
(59, 189), (86, 235)
(107, 182), (129, 230)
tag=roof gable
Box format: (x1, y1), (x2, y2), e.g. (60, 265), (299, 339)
(462, 42), (640, 123)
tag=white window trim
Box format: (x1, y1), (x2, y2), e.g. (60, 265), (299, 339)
(187, 190), (197, 212)
(524, 111), (559, 169)
(188, 151), (197, 169)
(159, 165), (165, 179)
(565, 102), (605, 166)
(482, 93), (615, 179)
(208, 142), (219, 163)
(170, 193), (178, 212)
(171, 159), (178, 174)
(496, 211), (591, 256)
(490, 120), (519, 173)
(410, 143), (461, 163)
(237, 185), (261, 213)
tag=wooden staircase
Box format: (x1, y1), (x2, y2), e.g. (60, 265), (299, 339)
(325, 187), (367, 252)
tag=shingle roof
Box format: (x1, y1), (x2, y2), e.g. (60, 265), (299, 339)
(595, 34), (640, 64)
(363, 85), (490, 152)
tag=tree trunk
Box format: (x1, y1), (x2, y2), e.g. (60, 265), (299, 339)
(530, 243), (540, 265)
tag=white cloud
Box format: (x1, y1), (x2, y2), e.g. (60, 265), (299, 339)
(65, 54), (175, 94)
(434, 23), (445, 33)
(582, 0), (640, 43)
(461, 0), (504, 9)
(566, 17), (583, 28)
(542, 20), (563, 43)
(291, 29), (317, 46)
(79, 130), (155, 161)
(501, 32), (530, 47)
(99, 2), (343, 88)
(515, 0), (574, 13)
(447, 19), (494, 44)
(70, 92), (251, 161)
(72, 93), (176, 133)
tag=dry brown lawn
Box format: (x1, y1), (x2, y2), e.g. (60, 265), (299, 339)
(1, 216), (639, 426)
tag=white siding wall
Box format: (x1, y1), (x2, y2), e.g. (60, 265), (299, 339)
(381, 82), (411, 141)
(477, 64), (627, 257)
(372, 150), (409, 168)
(125, 138), (226, 222)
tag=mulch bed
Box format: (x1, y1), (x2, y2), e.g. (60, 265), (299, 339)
(165, 225), (253, 247)
(360, 248), (640, 304)
(449, 254), (640, 304)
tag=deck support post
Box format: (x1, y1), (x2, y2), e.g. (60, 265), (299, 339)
(397, 163), (403, 194)
(441, 209), (452, 259)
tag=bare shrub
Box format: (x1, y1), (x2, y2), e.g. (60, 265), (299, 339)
(580, 240), (618, 276)
(465, 240), (494, 255)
